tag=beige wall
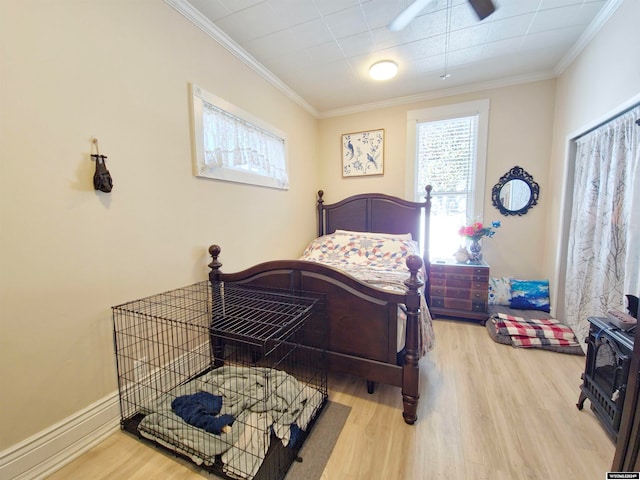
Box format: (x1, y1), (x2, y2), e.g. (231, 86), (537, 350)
(545, 0), (640, 311)
(0, 0), (319, 449)
(318, 80), (557, 279)
(2, 0), (637, 457)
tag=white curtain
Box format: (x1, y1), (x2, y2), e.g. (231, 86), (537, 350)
(202, 102), (288, 186)
(564, 105), (640, 351)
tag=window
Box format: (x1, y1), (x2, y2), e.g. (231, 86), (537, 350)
(406, 100), (489, 259)
(191, 84), (289, 189)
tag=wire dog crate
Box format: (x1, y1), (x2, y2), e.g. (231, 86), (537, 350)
(112, 280), (327, 480)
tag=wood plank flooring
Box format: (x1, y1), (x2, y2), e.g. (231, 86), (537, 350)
(47, 319), (614, 479)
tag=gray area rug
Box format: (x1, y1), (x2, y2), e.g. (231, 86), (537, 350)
(184, 400), (350, 480)
(284, 400), (351, 480)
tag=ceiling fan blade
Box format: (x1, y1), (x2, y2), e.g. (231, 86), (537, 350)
(468, 0), (496, 20)
(389, 0), (436, 32)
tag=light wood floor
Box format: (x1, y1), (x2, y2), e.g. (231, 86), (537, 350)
(47, 320), (614, 479)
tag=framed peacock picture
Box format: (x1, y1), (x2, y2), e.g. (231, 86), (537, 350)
(341, 129), (384, 177)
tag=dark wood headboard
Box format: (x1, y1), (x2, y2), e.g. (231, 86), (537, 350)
(316, 186), (433, 265)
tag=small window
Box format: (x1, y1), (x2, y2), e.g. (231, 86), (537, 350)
(406, 100), (489, 259)
(191, 84), (289, 190)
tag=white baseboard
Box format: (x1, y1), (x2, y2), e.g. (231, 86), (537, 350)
(0, 392), (121, 480)
(0, 342), (213, 479)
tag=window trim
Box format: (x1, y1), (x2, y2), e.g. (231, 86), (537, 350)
(190, 83), (289, 190)
(405, 99), (490, 219)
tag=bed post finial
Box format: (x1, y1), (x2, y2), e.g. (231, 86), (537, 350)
(208, 245), (222, 282)
(317, 190), (325, 236)
(424, 184), (432, 204)
(404, 255), (424, 294)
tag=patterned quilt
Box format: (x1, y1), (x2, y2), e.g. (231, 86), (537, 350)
(301, 232), (435, 355)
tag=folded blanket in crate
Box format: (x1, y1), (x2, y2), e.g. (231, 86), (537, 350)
(494, 313), (579, 348)
(171, 391), (235, 435)
(137, 366), (325, 479)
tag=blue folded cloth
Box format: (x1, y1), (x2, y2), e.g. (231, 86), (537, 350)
(288, 423), (303, 448)
(171, 391), (234, 435)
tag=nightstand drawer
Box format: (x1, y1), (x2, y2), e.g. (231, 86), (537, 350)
(471, 267), (489, 277)
(445, 278), (472, 288)
(470, 289), (486, 300)
(431, 296), (445, 308)
(428, 260), (489, 322)
(429, 264), (448, 274)
(443, 298), (472, 310)
(431, 285), (446, 297)
(446, 273), (476, 282)
(471, 301), (487, 312)
(445, 287), (471, 299)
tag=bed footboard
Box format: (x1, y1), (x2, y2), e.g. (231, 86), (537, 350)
(208, 245), (422, 424)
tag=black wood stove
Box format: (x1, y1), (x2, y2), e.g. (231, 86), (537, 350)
(577, 316), (635, 441)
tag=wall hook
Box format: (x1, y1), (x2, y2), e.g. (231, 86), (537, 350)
(91, 138), (113, 193)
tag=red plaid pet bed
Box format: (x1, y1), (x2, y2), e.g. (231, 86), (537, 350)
(493, 313), (579, 348)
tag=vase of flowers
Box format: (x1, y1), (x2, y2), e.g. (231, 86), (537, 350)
(458, 220), (501, 263)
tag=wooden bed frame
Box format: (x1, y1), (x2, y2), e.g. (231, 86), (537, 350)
(208, 187), (432, 424)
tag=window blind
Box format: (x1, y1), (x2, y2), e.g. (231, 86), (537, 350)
(416, 116), (477, 199)
(416, 115), (479, 258)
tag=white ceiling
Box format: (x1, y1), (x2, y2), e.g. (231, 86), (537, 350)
(168, 0), (619, 117)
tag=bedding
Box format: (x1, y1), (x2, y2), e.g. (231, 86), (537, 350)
(486, 305), (583, 355)
(138, 365), (324, 479)
(300, 231), (435, 355)
(333, 229), (413, 240)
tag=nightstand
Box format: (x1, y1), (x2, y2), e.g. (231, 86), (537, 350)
(428, 259), (490, 323)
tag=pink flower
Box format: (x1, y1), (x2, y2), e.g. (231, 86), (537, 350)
(458, 219), (501, 240)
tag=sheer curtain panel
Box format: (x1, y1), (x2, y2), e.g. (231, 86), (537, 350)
(565, 105), (640, 351)
(191, 84), (289, 190)
(202, 103), (288, 186)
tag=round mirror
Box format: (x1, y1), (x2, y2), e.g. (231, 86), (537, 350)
(499, 179), (531, 211)
(492, 166), (539, 216)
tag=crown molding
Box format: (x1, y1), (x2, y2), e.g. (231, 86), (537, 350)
(554, 0), (623, 75)
(164, 0), (318, 117)
(318, 70), (557, 119)
(166, 0), (622, 120)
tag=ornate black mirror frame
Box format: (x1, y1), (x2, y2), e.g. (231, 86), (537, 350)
(491, 166), (540, 216)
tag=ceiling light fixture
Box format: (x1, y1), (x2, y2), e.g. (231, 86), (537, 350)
(369, 60), (398, 81)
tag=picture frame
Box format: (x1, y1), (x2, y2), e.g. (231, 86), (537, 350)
(341, 129), (384, 177)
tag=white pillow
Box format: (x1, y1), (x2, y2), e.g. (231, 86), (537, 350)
(488, 277), (512, 306)
(334, 229), (412, 240)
